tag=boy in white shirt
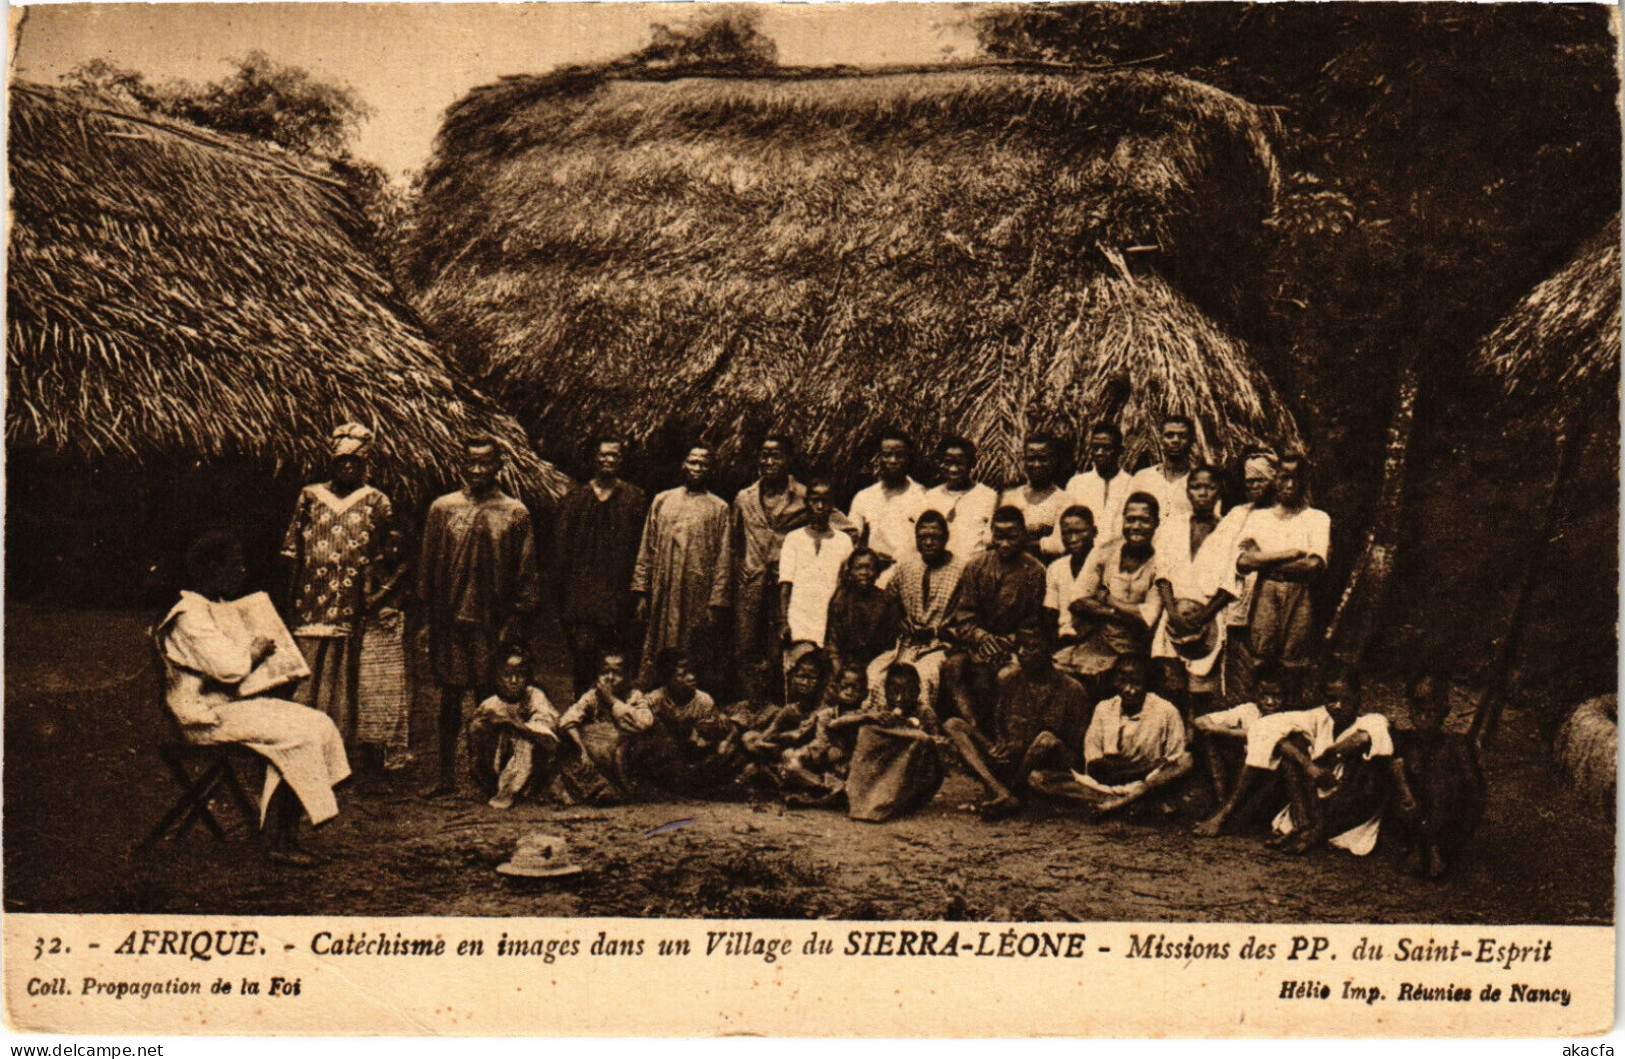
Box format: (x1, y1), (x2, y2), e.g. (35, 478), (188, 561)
(779, 478), (854, 648)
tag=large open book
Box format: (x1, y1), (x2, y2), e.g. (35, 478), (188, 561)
(232, 591), (311, 697)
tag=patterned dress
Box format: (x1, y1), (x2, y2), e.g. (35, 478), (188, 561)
(281, 482), (393, 741)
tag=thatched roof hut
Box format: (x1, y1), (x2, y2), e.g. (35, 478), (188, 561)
(407, 65), (1301, 487)
(1473, 213), (1620, 408)
(7, 82), (572, 511)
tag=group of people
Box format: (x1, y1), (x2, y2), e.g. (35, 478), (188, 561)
(155, 418), (1481, 877)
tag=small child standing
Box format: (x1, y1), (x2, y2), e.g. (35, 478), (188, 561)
(354, 528), (412, 776)
(468, 644), (561, 809)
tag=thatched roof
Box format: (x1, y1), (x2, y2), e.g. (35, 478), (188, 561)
(1474, 214), (1621, 409)
(6, 83), (572, 510)
(407, 65), (1301, 485)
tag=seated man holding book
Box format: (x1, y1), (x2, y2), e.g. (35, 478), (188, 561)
(158, 532), (351, 866)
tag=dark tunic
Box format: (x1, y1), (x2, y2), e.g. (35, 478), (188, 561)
(418, 488), (542, 686)
(948, 552), (1048, 648)
(555, 479), (648, 627)
(825, 584), (904, 671)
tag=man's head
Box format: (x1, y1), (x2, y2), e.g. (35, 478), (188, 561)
(990, 505), (1028, 560)
(914, 509), (949, 562)
(758, 435), (793, 484)
(495, 643), (530, 703)
(1111, 653), (1151, 712)
(592, 436), (626, 481)
(1023, 433), (1060, 488)
(1242, 450), (1279, 506)
(1159, 415), (1195, 463)
(937, 436), (977, 491)
(681, 444), (714, 490)
(1014, 621), (1052, 674)
(1186, 464), (1222, 518)
(461, 435), (504, 494)
(832, 665), (869, 709)
(1121, 492), (1160, 549)
(1253, 661), (1287, 715)
(1087, 422), (1123, 476)
(805, 477), (835, 529)
(847, 548), (881, 590)
(884, 663), (921, 713)
(1059, 505), (1097, 559)
(876, 429), (912, 484)
(1321, 662), (1362, 725)
(184, 531), (247, 600)
(1276, 454), (1309, 507)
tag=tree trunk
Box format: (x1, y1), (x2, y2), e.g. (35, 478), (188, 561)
(1470, 401), (1591, 749)
(1324, 348), (1420, 663)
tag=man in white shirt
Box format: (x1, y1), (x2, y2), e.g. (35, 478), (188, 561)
(1236, 454), (1330, 686)
(847, 429), (929, 569)
(779, 478), (855, 647)
(923, 435), (998, 559)
(1128, 414), (1217, 524)
(1063, 422), (1133, 544)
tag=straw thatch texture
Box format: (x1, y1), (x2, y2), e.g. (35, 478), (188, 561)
(409, 67), (1300, 485)
(1474, 214), (1621, 408)
(7, 83), (572, 509)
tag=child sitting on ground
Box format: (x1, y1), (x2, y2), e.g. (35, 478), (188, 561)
(1191, 661), (1290, 814)
(627, 647), (732, 793)
(731, 652), (828, 788)
(781, 663), (879, 792)
(557, 650), (653, 801)
(1269, 665), (1403, 855)
(468, 644), (561, 809)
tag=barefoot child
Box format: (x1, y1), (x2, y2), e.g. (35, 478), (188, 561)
(781, 663), (871, 793)
(1393, 675), (1485, 878)
(1269, 665), (1401, 855)
(1191, 662), (1289, 819)
(468, 644), (561, 809)
(558, 650), (654, 800)
(627, 647), (731, 793)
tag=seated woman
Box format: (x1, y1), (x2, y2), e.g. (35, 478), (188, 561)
(158, 532), (351, 867)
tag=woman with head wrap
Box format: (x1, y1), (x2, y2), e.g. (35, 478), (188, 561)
(280, 423), (396, 767)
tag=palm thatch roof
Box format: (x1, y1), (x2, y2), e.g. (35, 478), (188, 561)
(7, 83), (572, 510)
(407, 65), (1301, 486)
(1473, 214), (1621, 409)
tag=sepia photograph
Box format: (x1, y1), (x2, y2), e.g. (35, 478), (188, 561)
(3, 2), (1619, 1032)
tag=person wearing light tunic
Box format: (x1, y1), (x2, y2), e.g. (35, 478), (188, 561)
(160, 533), (350, 867)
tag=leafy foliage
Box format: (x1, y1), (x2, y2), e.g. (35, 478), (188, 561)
(62, 50), (371, 157)
(630, 6), (779, 72)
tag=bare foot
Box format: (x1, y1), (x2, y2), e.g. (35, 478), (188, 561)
(419, 779), (457, 799)
(1282, 829), (1322, 855)
(1424, 845), (1448, 879)
(1192, 814), (1225, 837)
(266, 848), (322, 868)
(978, 794), (1021, 822)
